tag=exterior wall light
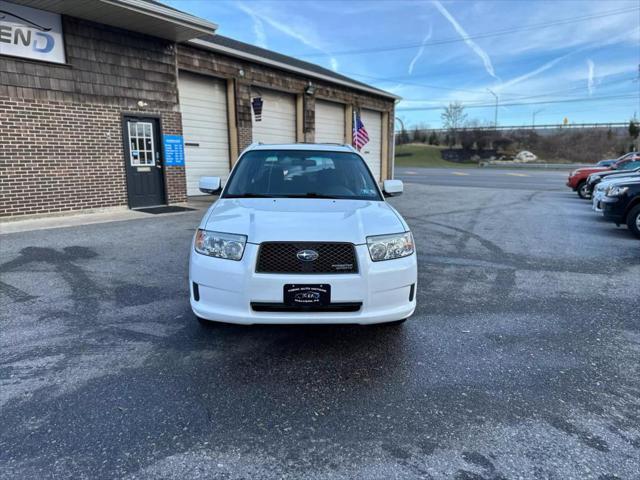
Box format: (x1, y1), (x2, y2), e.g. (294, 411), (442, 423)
(305, 82), (316, 96)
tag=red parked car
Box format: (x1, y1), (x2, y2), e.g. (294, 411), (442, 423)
(567, 152), (640, 199)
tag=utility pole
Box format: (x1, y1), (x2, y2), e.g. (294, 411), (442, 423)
(487, 89), (498, 128)
(532, 108), (544, 128)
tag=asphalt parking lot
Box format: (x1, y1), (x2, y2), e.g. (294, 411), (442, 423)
(1, 168), (639, 480)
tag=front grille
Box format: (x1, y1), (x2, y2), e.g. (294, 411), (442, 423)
(256, 242), (358, 274)
(251, 302), (362, 312)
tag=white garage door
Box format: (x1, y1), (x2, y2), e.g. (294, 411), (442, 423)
(179, 72), (230, 196)
(315, 100), (345, 144)
(360, 109), (382, 181)
(252, 89), (296, 144)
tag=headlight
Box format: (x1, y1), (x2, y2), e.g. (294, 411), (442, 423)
(194, 230), (246, 260)
(367, 232), (414, 262)
(605, 186), (629, 197)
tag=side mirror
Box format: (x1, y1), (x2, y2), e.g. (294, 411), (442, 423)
(382, 179), (403, 197)
(199, 176), (221, 195)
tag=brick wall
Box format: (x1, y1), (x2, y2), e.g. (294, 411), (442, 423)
(0, 17), (185, 218)
(0, 98), (184, 217)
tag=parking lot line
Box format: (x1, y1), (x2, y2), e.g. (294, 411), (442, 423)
(451, 172), (470, 176)
(505, 173), (530, 177)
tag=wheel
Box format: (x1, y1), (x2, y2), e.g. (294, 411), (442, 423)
(626, 204), (640, 239)
(577, 181), (591, 199)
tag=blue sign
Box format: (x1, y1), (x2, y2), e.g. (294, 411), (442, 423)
(163, 135), (185, 166)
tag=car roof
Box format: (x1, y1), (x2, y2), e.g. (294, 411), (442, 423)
(243, 143), (357, 153)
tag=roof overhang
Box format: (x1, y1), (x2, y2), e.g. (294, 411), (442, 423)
(7, 0), (217, 41)
(188, 38), (401, 101)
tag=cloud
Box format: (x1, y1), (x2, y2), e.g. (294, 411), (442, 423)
(408, 24), (433, 75)
(495, 25), (636, 94)
(484, 2), (640, 57)
(236, 4), (265, 46)
(587, 59), (595, 95)
(251, 16), (267, 48)
(431, 0), (498, 80)
(236, 2), (338, 71)
(497, 53), (572, 91)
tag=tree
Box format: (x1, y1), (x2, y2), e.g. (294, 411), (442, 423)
(428, 131), (440, 145)
(441, 101), (468, 131)
(444, 133), (455, 147)
(629, 118), (639, 142)
(396, 126), (410, 145)
(412, 126), (422, 143)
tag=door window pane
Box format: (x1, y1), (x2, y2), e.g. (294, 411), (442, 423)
(128, 121), (156, 166)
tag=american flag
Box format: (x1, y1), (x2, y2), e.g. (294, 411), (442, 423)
(353, 111), (369, 150)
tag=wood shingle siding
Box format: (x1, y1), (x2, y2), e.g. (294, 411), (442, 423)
(0, 17), (179, 110)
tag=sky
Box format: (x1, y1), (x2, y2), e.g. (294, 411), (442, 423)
(165, 0), (640, 129)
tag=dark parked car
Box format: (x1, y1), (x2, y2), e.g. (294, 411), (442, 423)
(586, 164), (640, 196)
(601, 179), (640, 238)
(566, 152), (640, 199)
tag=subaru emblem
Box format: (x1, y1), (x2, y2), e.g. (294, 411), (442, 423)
(296, 249), (319, 262)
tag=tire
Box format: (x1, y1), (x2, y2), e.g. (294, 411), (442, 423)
(577, 181), (591, 199)
(626, 204), (640, 239)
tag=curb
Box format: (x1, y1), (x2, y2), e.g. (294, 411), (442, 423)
(479, 163), (592, 170)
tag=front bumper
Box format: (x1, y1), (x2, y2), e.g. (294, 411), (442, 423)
(601, 197), (625, 224)
(189, 244), (418, 325)
(592, 190), (605, 212)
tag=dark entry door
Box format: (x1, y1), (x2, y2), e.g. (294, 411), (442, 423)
(123, 116), (166, 208)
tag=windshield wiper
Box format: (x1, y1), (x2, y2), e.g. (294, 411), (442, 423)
(284, 193), (340, 199)
(227, 192), (341, 199)
(226, 193), (272, 198)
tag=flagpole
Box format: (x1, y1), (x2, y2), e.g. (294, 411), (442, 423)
(353, 108), (357, 150)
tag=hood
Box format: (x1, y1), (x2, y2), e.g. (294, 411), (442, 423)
(202, 198), (406, 244)
(601, 174), (640, 187)
(600, 170), (640, 181)
(573, 166), (608, 175)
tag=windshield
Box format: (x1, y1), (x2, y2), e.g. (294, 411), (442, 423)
(223, 150), (382, 200)
(619, 160), (640, 170)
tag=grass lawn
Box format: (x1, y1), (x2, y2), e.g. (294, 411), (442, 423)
(395, 144), (477, 168)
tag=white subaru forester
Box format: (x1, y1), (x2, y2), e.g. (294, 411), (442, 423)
(189, 144), (417, 325)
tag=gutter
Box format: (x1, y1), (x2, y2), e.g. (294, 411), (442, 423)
(187, 38), (401, 101)
(101, 0), (218, 34)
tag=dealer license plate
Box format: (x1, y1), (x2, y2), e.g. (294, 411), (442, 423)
(283, 284), (331, 306)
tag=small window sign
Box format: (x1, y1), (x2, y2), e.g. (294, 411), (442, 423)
(163, 135), (185, 166)
(252, 97), (263, 122)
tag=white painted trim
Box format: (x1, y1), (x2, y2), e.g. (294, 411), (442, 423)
(188, 38), (401, 101)
(101, 0), (217, 33)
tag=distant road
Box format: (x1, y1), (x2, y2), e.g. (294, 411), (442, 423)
(395, 167), (570, 191)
